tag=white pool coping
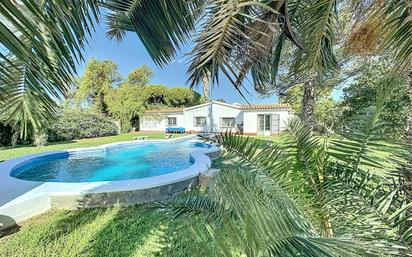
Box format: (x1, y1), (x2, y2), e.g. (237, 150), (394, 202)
(0, 135), (220, 225)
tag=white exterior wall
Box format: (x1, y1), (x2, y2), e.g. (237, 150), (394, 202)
(140, 113), (184, 131)
(184, 104), (211, 132)
(183, 102), (242, 132)
(140, 102), (294, 134)
(210, 103), (242, 133)
(243, 109), (291, 135)
(167, 113), (185, 127)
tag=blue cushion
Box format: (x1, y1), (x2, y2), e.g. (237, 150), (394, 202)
(166, 127), (185, 133)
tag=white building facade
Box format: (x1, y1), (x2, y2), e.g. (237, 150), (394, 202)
(140, 101), (294, 136)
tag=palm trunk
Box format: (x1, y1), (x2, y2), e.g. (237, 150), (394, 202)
(407, 72), (412, 145)
(302, 80), (315, 129)
(202, 71), (211, 102)
(406, 71), (412, 204)
(404, 71), (412, 233)
(322, 213), (334, 237)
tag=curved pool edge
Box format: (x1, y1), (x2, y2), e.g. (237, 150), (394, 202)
(0, 135), (221, 230)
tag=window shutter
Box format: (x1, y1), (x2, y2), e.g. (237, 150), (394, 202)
(271, 114), (279, 132)
(193, 117), (196, 126)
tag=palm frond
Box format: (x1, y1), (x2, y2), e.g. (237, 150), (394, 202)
(370, 0), (412, 71)
(156, 168), (372, 256)
(0, 0), (100, 136)
(213, 131), (289, 177)
(292, 0), (339, 73)
(104, 0), (204, 66)
(329, 77), (394, 172)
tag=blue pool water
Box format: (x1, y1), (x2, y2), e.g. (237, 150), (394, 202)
(11, 139), (211, 182)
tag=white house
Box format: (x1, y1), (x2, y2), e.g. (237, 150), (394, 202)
(140, 101), (294, 136)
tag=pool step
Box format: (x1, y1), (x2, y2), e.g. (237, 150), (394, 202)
(198, 169), (219, 187)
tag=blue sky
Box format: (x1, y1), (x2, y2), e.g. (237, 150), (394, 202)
(77, 22), (282, 104)
(77, 22), (342, 104)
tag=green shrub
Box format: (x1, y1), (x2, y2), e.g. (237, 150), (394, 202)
(0, 123), (13, 146)
(48, 109), (119, 141)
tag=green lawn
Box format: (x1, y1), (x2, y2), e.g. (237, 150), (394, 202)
(0, 132), (404, 257)
(0, 133), (289, 162)
(0, 132), (217, 257)
(0, 206), (217, 257)
(0, 133), (185, 161)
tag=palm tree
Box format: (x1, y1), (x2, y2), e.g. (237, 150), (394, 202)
(202, 71), (211, 102)
(1, 1), (412, 254)
(154, 79), (412, 256)
(2, 0), (410, 134)
(155, 83), (412, 255)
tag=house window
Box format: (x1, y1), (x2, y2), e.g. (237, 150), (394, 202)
(194, 116), (207, 126)
(221, 117), (235, 128)
(167, 117), (177, 126)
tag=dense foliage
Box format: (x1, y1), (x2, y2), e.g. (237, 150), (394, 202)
(127, 64), (154, 86)
(76, 59), (121, 114)
(156, 85), (412, 256)
(48, 109), (118, 142)
(280, 84), (342, 133)
(106, 83), (203, 132)
(165, 87), (203, 107)
(106, 83), (146, 132)
(0, 123), (13, 147)
(0, 111), (14, 146)
(341, 58), (409, 139)
(65, 60), (203, 133)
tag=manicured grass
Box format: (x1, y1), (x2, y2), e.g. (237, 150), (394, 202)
(0, 206), (217, 257)
(0, 133), (185, 161)
(247, 133), (292, 146)
(0, 131), (404, 257)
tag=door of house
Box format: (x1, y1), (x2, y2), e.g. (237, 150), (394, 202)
(257, 114), (271, 136)
(257, 114), (280, 136)
(271, 114), (280, 134)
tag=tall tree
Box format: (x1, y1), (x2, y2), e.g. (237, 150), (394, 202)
(76, 59), (121, 114)
(127, 64), (154, 86)
(106, 83), (146, 132)
(341, 57), (409, 139)
(280, 83), (341, 133)
(2, 0), (411, 136)
(202, 72), (211, 102)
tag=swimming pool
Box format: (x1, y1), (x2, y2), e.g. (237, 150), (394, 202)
(0, 135), (220, 226)
(10, 139), (211, 182)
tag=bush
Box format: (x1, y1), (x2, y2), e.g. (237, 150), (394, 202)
(0, 123), (13, 146)
(48, 109), (119, 141)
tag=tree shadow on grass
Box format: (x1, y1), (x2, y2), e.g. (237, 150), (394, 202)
(82, 205), (218, 257)
(36, 208), (103, 245)
(81, 205), (169, 257)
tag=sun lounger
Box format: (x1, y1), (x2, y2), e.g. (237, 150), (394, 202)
(134, 136), (148, 140)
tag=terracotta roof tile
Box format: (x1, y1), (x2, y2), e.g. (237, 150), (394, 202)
(241, 103), (291, 110)
(144, 108), (184, 114)
(144, 103), (290, 114)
